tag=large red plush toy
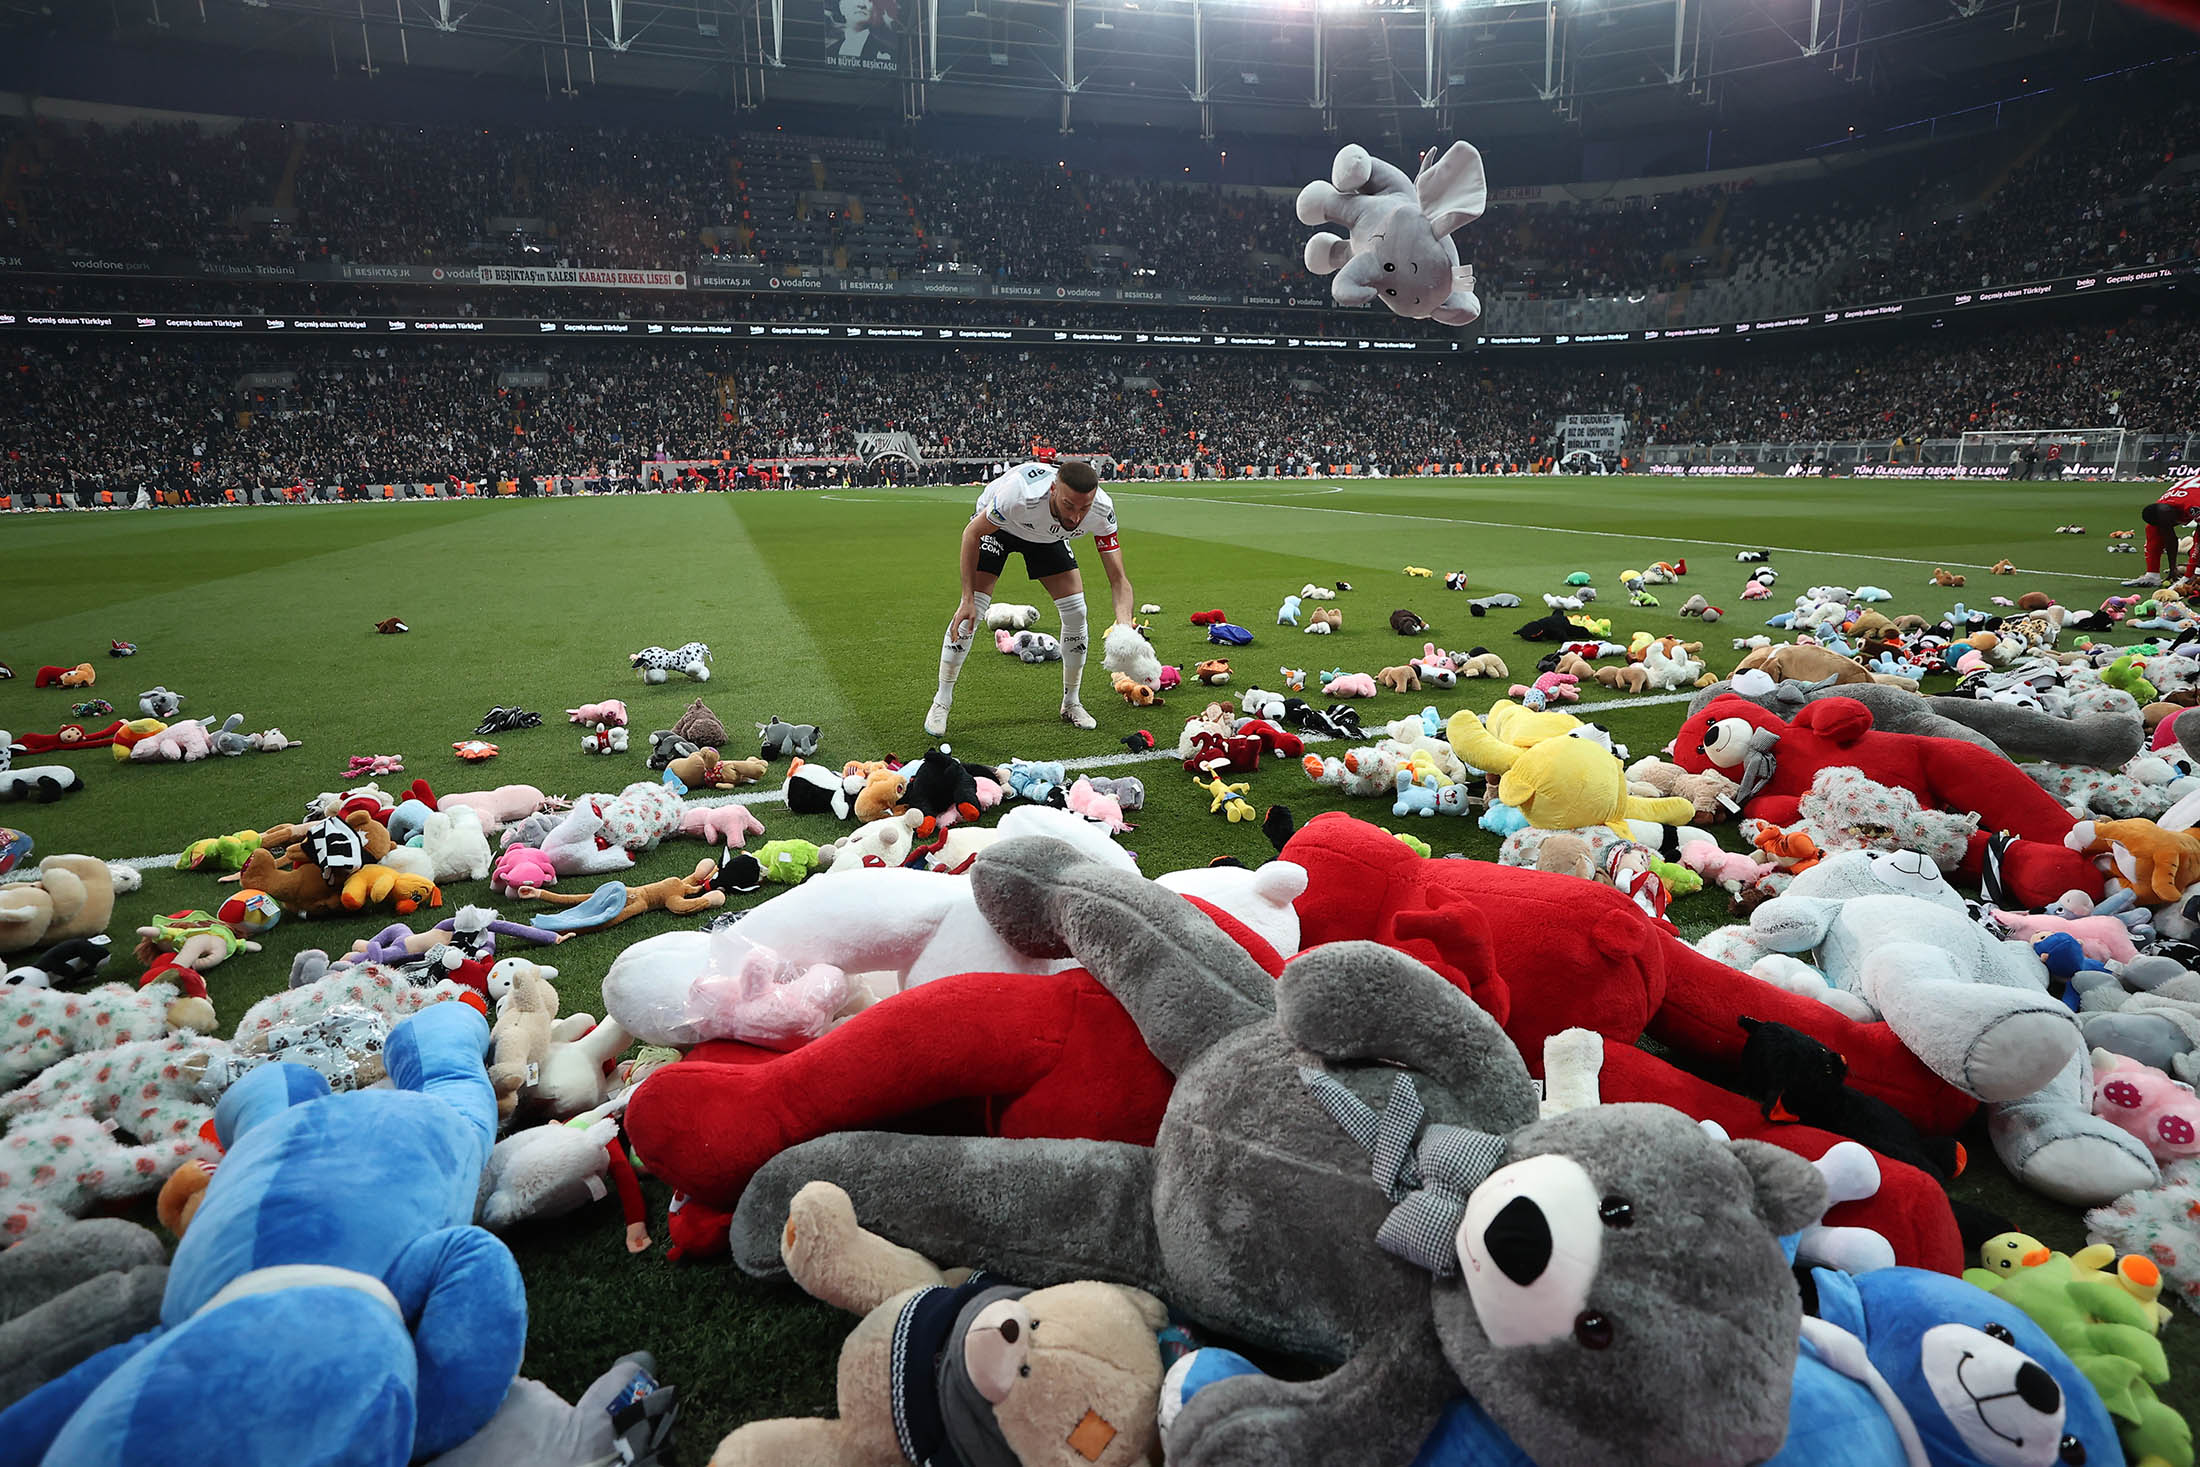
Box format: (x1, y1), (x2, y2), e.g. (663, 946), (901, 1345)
(624, 816), (1968, 1272)
(1669, 694), (2102, 908)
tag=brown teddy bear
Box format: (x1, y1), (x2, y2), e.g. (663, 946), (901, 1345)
(675, 697), (729, 749)
(1930, 567), (1966, 587)
(1736, 642), (1915, 690)
(1194, 659), (1233, 685)
(1456, 649), (1510, 679)
(847, 763), (909, 822)
(668, 748), (767, 790)
(709, 1180), (1168, 1467)
(1846, 609), (1896, 640)
(1625, 756), (1740, 825)
(1376, 665), (1421, 694)
(1111, 672), (1163, 707)
(1303, 608), (1342, 633)
(1532, 832), (1595, 880)
(1594, 663), (1652, 693)
(1988, 559), (2015, 575)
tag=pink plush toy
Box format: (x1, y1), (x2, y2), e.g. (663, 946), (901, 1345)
(1534, 671), (1580, 704)
(1680, 843), (1779, 895)
(342, 754), (405, 779)
(565, 700), (629, 728)
(131, 720), (215, 763)
(1986, 908), (2141, 963)
(684, 940), (854, 1051)
(441, 784), (564, 835)
(1065, 776), (1131, 833)
(1740, 581), (1771, 601)
(2092, 1048), (2200, 1162)
(971, 775), (1006, 811)
(994, 629), (1020, 654)
(1321, 672), (1379, 698)
(1157, 666), (1183, 692)
(492, 844), (560, 896)
(680, 804), (767, 848)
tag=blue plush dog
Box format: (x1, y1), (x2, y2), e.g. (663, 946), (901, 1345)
(1, 1003), (525, 1467)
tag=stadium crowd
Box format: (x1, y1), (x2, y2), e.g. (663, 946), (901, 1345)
(5, 309), (2193, 505)
(6, 66), (2194, 309)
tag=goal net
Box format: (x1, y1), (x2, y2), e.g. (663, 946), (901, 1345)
(1956, 428), (2131, 478)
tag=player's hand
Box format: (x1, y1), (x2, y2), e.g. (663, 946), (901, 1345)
(951, 597), (981, 643)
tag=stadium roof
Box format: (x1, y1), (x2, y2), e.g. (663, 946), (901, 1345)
(7, 0), (2190, 148)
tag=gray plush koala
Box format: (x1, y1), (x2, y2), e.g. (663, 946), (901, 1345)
(1295, 143), (1487, 326)
(756, 717), (822, 760)
(1699, 848), (2156, 1204)
(733, 838), (1823, 1467)
(0, 1218), (167, 1406)
(644, 729), (697, 772)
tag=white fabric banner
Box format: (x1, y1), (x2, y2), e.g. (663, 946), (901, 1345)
(1556, 414), (1627, 453)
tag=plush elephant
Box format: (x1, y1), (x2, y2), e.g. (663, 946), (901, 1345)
(1699, 850), (2158, 1205)
(1296, 142), (1486, 326)
(733, 838), (1824, 1467)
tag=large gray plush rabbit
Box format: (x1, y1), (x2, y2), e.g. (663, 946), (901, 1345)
(731, 836), (1825, 1467)
(1296, 141), (1487, 326)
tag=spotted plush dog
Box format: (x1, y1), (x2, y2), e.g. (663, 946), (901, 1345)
(630, 642), (713, 684)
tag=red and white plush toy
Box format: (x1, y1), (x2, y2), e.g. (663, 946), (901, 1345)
(1670, 694), (2101, 908)
(623, 814), (1966, 1273)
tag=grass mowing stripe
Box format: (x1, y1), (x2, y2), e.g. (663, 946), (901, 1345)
(1111, 487), (2136, 583)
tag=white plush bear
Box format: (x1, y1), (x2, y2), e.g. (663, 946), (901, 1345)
(983, 602), (1040, 632)
(1700, 849), (2155, 1204)
(602, 809), (1308, 1049)
(420, 806), (494, 884)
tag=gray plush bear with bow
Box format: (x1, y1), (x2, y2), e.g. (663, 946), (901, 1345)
(1296, 142), (1487, 326)
(732, 837), (1823, 1467)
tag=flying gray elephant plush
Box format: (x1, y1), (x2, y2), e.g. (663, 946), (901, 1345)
(1296, 141), (1487, 325)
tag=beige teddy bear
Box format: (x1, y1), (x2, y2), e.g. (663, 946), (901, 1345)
(0, 856), (119, 957)
(1626, 756), (1741, 825)
(487, 959), (561, 1121)
(710, 1180), (1169, 1467)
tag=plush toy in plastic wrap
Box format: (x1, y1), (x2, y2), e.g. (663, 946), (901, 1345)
(221, 1004), (395, 1093)
(1295, 142), (1487, 325)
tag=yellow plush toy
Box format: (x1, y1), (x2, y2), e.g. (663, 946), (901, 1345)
(1969, 1232), (2173, 1333)
(1442, 700), (1585, 774)
(711, 1181), (1169, 1467)
(337, 864), (443, 916)
(1496, 737), (1698, 833)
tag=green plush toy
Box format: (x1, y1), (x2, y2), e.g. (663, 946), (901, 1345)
(754, 838), (824, 885)
(1649, 857), (1701, 898)
(1386, 829), (1432, 857)
(176, 830), (262, 873)
(1563, 571), (1595, 587)
(1966, 1247), (2193, 1467)
(2103, 654), (2160, 706)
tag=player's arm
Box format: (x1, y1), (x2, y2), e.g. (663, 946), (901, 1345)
(1097, 538), (1136, 628)
(952, 513), (991, 640)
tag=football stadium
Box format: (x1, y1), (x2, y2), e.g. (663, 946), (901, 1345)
(5, 0), (2200, 1460)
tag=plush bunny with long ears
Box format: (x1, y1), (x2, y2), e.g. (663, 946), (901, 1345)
(1296, 141), (1486, 325)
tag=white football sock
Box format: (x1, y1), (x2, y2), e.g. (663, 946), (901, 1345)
(934, 591), (993, 706)
(1055, 592), (1090, 711)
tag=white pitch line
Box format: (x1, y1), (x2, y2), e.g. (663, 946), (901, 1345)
(98, 687), (1711, 873)
(1109, 487), (2134, 585)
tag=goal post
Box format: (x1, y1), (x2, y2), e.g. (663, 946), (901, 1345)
(1956, 428), (2132, 477)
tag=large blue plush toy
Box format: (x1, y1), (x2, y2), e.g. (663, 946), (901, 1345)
(0, 1003), (526, 1467)
(1168, 1262), (2123, 1466)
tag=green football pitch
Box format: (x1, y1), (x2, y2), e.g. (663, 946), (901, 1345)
(2, 474), (2187, 1447)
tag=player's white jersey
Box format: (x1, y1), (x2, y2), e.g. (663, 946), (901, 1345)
(976, 462), (1118, 546)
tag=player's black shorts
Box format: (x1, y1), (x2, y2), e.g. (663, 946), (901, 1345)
(976, 527), (1079, 580)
